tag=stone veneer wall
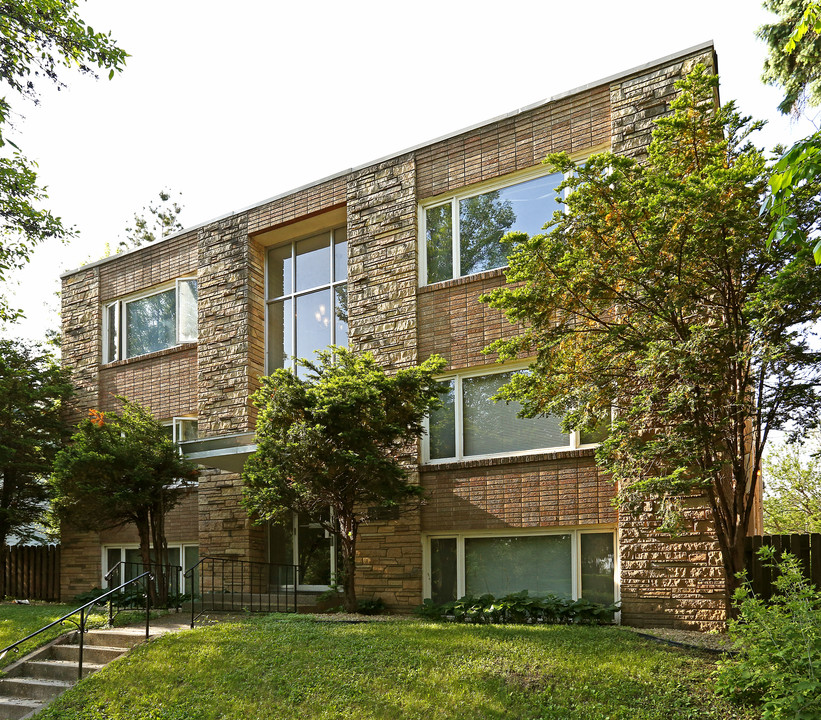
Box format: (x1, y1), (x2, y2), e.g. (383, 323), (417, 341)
(611, 46), (726, 629)
(346, 153), (423, 608)
(195, 213), (265, 561)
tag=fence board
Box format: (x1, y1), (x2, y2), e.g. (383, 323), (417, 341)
(745, 533), (821, 600)
(0, 545), (60, 602)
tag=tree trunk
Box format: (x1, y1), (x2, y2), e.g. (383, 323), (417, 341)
(134, 514), (156, 606)
(338, 514), (358, 613)
(149, 502), (170, 607)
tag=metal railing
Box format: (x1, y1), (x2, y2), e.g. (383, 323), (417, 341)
(184, 557), (299, 627)
(0, 570), (154, 680)
(104, 561), (184, 624)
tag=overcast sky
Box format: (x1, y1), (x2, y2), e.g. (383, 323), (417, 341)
(2, 0), (818, 343)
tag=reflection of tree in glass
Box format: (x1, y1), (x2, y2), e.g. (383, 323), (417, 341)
(428, 380), (456, 459)
(459, 191), (516, 276)
(334, 284), (348, 327)
(299, 512), (332, 585)
(126, 290), (176, 357)
(426, 205), (453, 284)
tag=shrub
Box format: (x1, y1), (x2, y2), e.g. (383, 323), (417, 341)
(715, 547), (821, 719)
(415, 590), (619, 625)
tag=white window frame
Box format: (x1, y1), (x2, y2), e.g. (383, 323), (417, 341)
(102, 543), (199, 594)
(422, 527), (619, 611)
(264, 227), (347, 374)
(103, 277), (198, 363)
(422, 363), (605, 464)
(418, 166), (566, 287)
(418, 146), (610, 287)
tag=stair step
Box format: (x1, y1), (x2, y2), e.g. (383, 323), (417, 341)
(24, 659), (104, 681)
(49, 645), (126, 664)
(0, 676), (74, 701)
(79, 630), (146, 649)
(0, 696), (44, 720)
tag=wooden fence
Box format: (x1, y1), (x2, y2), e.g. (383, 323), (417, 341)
(744, 533), (821, 600)
(0, 545), (61, 602)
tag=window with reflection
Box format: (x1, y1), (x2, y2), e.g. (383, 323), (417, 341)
(266, 227), (347, 374)
(422, 172), (564, 284)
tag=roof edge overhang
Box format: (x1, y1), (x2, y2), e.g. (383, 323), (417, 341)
(180, 432), (257, 474)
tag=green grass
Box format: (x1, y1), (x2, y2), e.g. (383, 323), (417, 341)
(0, 602), (108, 668)
(35, 616), (759, 720)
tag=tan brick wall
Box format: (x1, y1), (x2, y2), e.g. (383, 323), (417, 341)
(416, 84), (611, 199)
(417, 269), (525, 371)
(61, 266), (101, 425)
(420, 451), (616, 532)
(98, 346), (197, 417)
(247, 177), (347, 236)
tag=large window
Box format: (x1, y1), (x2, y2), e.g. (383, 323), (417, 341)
(103, 544), (199, 596)
(426, 530), (616, 606)
(425, 368), (606, 462)
(268, 511), (339, 589)
(420, 171), (564, 285)
(266, 227), (347, 375)
(104, 278), (198, 363)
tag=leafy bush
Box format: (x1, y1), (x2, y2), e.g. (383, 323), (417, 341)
(415, 590), (619, 625)
(716, 547), (821, 719)
(355, 597), (386, 615)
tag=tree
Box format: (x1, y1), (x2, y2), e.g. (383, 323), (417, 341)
(242, 347), (446, 612)
(0, 0), (127, 320)
(50, 398), (198, 603)
(118, 188), (184, 252)
(481, 67), (821, 614)
(0, 339), (72, 548)
(758, 0), (821, 259)
(762, 434), (821, 533)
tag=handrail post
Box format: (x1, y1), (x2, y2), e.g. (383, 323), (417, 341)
(145, 572), (152, 639)
(77, 606), (85, 681)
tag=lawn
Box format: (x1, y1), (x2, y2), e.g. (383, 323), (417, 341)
(35, 616), (759, 720)
(0, 602), (107, 669)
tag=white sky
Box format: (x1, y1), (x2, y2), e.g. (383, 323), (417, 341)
(1, 0), (818, 343)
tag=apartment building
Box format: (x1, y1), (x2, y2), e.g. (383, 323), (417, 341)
(60, 41), (729, 628)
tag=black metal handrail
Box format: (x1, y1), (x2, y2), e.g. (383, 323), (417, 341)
(0, 570), (154, 680)
(104, 561), (184, 624)
(184, 556), (299, 627)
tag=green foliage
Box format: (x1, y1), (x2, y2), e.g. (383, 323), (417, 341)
(33, 617), (757, 720)
(50, 398), (197, 602)
(762, 433), (821, 533)
(716, 547), (821, 719)
(243, 347), (446, 612)
(482, 66), (821, 602)
(0, 339), (72, 547)
(759, 1), (821, 259)
(0, 0), (127, 320)
(759, 0), (821, 115)
(118, 188), (184, 252)
(415, 590), (619, 625)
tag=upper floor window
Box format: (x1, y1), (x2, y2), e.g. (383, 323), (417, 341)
(420, 171), (564, 285)
(425, 367), (608, 463)
(104, 278), (198, 363)
(266, 227), (347, 375)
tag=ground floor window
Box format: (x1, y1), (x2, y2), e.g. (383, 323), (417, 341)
(103, 544), (199, 596)
(268, 511), (340, 589)
(425, 530), (616, 606)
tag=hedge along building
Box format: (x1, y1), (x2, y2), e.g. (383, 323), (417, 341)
(60, 41), (751, 629)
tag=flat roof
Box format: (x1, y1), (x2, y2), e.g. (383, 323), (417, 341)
(63, 40), (715, 278)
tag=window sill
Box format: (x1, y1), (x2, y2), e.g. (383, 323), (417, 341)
(418, 266), (508, 293)
(101, 342), (197, 369)
(419, 447), (597, 472)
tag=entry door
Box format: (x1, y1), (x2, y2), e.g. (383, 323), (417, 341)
(268, 511), (336, 588)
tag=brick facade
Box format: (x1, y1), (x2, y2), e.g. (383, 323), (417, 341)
(60, 43), (729, 628)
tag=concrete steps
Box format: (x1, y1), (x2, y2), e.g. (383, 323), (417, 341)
(0, 628), (149, 719)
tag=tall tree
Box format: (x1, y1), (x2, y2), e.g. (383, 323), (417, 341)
(118, 188), (184, 252)
(762, 434), (821, 533)
(0, 0), (127, 320)
(0, 339), (72, 548)
(482, 67), (821, 613)
(242, 347), (446, 612)
(758, 0), (821, 259)
(50, 398), (197, 603)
